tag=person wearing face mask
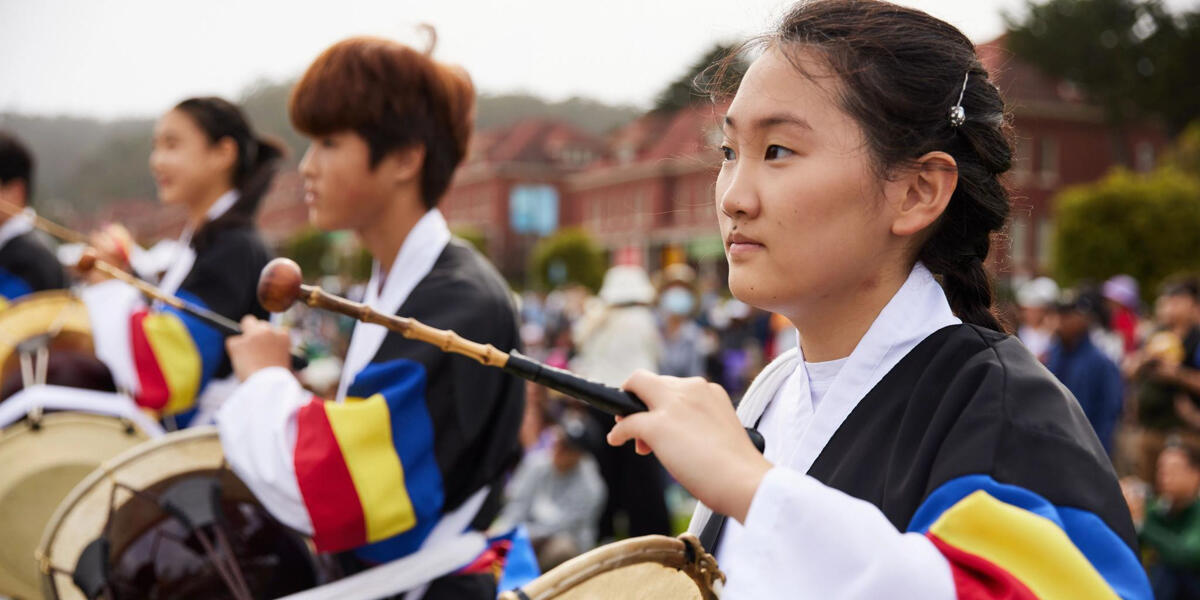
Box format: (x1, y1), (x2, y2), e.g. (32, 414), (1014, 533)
(658, 265), (705, 379)
(601, 1), (1150, 598)
(80, 98), (281, 427)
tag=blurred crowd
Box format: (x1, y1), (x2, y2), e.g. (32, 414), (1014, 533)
(1007, 272), (1200, 599)
(284, 261), (1200, 586)
(497, 262), (796, 571)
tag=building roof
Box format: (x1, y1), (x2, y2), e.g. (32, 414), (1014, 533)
(464, 118), (608, 167)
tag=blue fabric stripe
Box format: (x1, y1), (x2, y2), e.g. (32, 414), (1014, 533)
(907, 474), (1151, 600)
(0, 268), (33, 301)
(497, 526), (540, 592)
(348, 359), (446, 563)
(164, 290), (224, 390)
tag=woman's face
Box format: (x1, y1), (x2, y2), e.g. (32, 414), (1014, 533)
(149, 109), (234, 208)
(716, 46), (899, 317)
(298, 132), (395, 232)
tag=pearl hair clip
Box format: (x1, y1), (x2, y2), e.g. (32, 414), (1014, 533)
(949, 72), (969, 128)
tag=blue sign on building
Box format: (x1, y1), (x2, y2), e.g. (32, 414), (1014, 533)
(510, 184), (559, 236)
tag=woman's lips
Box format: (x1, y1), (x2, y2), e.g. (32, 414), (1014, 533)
(727, 233), (765, 257)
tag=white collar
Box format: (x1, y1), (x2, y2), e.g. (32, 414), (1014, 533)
(690, 262), (961, 538)
(748, 262), (960, 473)
(207, 188), (239, 221)
(155, 190), (240, 296)
(336, 209), (453, 400)
(0, 209), (35, 253)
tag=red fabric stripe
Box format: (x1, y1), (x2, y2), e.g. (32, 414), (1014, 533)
(928, 534), (1039, 600)
(457, 539), (511, 577)
(129, 310), (169, 410)
(294, 397), (367, 552)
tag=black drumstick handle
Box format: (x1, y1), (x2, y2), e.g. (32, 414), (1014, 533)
(504, 350), (765, 453)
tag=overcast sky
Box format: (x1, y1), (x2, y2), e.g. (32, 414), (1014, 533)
(1, 0), (1194, 119)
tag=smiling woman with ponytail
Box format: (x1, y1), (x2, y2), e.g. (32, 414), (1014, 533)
(81, 96), (281, 427)
(602, 1), (1152, 598)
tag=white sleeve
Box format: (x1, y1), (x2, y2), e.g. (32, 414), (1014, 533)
(722, 467), (956, 600)
(80, 279), (144, 394)
(216, 366), (314, 535)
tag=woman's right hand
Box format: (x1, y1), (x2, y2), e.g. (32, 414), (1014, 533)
(607, 370), (772, 523)
(83, 224), (134, 283)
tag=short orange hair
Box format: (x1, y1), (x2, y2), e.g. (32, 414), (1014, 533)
(289, 36), (474, 209)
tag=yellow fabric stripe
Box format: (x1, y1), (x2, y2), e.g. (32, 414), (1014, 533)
(929, 490), (1119, 600)
(326, 394), (416, 542)
(142, 312), (202, 415)
(0, 297), (9, 311)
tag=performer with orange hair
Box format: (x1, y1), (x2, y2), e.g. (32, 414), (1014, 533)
(218, 35), (524, 599)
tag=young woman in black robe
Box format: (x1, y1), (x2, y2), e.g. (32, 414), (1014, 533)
(606, 2), (1151, 598)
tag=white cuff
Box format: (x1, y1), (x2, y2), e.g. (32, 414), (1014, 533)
(217, 366), (314, 534)
(723, 467), (955, 599)
(80, 279), (145, 395)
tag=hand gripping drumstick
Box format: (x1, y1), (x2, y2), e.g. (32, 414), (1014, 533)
(258, 258), (766, 453)
(76, 249), (244, 336)
(0, 203), (309, 367)
(76, 249), (310, 370)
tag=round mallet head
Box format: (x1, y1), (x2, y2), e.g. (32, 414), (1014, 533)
(258, 258), (304, 313)
(76, 248), (98, 273)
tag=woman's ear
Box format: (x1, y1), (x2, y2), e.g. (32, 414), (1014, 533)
(890, 151), (958, 237)
(212, 136), (239, 173)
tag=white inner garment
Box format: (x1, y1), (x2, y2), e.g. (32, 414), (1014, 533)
(804, 356), (848, 408)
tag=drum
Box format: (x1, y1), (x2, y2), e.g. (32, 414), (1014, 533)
(0, 291), (115, 400)
(498, 534), (725, 600)
(38, 427), (339, 600)
(0, 412), (150, 600)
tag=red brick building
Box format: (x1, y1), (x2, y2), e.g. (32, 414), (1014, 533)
(440, 37), (1169, 282)
(978, 36), (1168, 276)
(82, 36), (1171, 286)
(441, 119), (608, 275)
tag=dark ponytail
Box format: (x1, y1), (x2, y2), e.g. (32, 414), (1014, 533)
(172, 97), (285, 250)
(712, 0), (1013, 332)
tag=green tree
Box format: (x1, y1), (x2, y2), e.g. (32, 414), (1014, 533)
(1052, 167), (1200, 300)
(652, 43), (745, 114)
(1006, 0), (1200, 139)
(1165, 120), (1200, 176)
(528, 228), (606, 292)
(451, 225), (488, 257)
(282, 227), (332, 279)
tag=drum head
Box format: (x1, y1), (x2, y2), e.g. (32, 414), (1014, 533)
(0, 413), (148, 600)
(500, 534), (724, 600)
(39, 427), (330, 600)
(0, 291), (111, 398)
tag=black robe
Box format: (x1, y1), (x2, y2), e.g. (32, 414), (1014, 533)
(702, 324), (1149, 598)
(0, 231), (65, 302)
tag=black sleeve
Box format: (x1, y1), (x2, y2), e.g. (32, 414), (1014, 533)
(177, 228), (271, 321)
(375, 245), (525, 512)
(925, 331), (1138, 549)
(0, 233), (66, 293)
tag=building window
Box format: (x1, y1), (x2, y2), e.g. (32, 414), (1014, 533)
(1136, 141), (1156, 173)
(1038, 137), (1059, 184)
(1009, 215), (1028, 263)
(1037, 217), (1054, 268)
(1013, 135), (1034, 179)
(634, 193), (647, 229)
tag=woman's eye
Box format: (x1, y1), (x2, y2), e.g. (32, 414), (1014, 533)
(320, 138), (337, 148)
(720, 146), (736, 161)
(764, 145), (794, 160)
